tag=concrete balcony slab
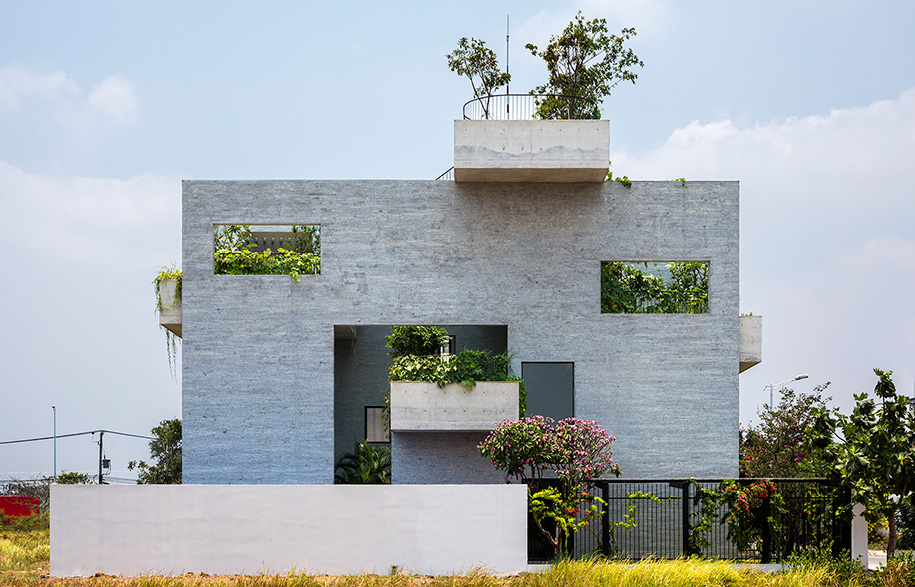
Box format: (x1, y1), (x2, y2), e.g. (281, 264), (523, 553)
(739, 315), (762, 373)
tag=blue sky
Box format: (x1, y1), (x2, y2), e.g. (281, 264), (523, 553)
(1, 0), (914, 480)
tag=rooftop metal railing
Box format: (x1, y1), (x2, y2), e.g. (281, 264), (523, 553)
(462, 93), (599, 121)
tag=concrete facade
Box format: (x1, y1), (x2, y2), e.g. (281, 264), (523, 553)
(182, 179), (741, 484)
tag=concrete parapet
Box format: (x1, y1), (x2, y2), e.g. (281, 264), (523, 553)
(390, 381), (519, 432)
(454, 119), (609, 182)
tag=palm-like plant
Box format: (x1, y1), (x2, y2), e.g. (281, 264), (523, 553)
(334, 441), (391, 484)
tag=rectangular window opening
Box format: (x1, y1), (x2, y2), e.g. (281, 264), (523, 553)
(365, 406), (390, 443)
(600, 261), (709, 314)
(213, 224), (321, 276)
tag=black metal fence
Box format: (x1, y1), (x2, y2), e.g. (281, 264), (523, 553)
(528, 478), (850, 563)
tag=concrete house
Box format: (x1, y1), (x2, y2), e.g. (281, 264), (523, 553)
(163, 110), (761, 486)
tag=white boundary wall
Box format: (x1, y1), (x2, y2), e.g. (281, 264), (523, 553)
(51, 484), (528, 577)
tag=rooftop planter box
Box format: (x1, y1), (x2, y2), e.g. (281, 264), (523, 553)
(157, 277), (182, 338)
(739, 315), (762, 373)
(389, 381), (519, 432)
(453, 119), (609, 183)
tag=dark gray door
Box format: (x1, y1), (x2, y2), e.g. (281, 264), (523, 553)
(521, 362), (574, 419)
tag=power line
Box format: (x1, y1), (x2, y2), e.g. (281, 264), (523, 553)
(0, 429), (153, 445)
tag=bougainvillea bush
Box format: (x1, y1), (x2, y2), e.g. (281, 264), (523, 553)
(478, 416), (621, 557)
(718, 479), (783, 552)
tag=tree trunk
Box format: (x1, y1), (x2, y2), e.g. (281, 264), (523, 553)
(887, 508), (898, 558)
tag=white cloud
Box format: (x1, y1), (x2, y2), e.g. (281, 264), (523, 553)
(87, 74), (139, 125)
(57, 74), (140, 138)
(0, 161), (178, 266)
(0, 65), (140, 144)
(0, 65), (78, 112)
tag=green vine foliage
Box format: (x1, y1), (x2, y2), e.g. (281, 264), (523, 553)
(687, 480), (723, 555)
(154, 266), (182, 379)
(154, 266), (182, 311)
(600, 261), (709, 314)
(385, 326), (527, 417)
(600, 490), (663, 557)
(605, 161), (631, 187)
(385, 326), (450, 358)
(213, 224), (321, 281)
(388, 351), (528, 415)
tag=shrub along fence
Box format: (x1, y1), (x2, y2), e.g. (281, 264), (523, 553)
(528, 479), (851, 563)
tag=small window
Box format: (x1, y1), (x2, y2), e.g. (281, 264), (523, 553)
(214, 224), (320, 277)
(365, 406), (390, 443)
(521, 362), (574, 420)
(600, 261), (709, 314)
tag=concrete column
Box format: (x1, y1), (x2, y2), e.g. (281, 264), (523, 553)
(851, 503), (868, 566)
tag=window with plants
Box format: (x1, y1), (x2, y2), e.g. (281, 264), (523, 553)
(600, 261), (709, 314)
(214, 224), (320, 281)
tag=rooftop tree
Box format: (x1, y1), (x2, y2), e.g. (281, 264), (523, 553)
(526, 11), (643, 119)
(446, 37), (511, 119)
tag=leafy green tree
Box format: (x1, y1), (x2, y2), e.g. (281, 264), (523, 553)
(808, 369), (915, 557)
(668, 262), (709, 313)
(385, 325), (450, 358)
(128, 418), (182, 484)
(334, 441), (391, 484)
(290, 224), (320, 256)
(526, 12), (643, 119)
(55, 471), (92, 485)
(446, 37), (511, 119)
(741, 384), (832, 478)
(214, 224), (253, 252)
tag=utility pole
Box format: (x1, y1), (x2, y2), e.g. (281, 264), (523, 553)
(52, 405), (57, 482)
(97, 430), (104, 484)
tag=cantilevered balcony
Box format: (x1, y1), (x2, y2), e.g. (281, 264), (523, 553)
(450, 94), (610, 183)
(739, 315), (762, 373)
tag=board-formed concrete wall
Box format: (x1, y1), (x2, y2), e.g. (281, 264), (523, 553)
(182, 180), (739, 483)
(50, 484), (527, 577)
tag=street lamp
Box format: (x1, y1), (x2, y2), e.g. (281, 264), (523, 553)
(51, 405), (57, 483)
(764, 374), (808, 409)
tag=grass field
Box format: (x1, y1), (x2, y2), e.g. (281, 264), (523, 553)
(1, 520), (906, 587)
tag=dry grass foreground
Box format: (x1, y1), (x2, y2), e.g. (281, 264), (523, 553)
(0, 517), (887, 587)
(0, 553), (874, 587)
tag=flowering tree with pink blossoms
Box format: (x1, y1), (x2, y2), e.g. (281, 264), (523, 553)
(479, 416), (621, 557)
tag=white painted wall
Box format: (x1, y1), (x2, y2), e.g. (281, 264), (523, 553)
(51, 484), (527, 578)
